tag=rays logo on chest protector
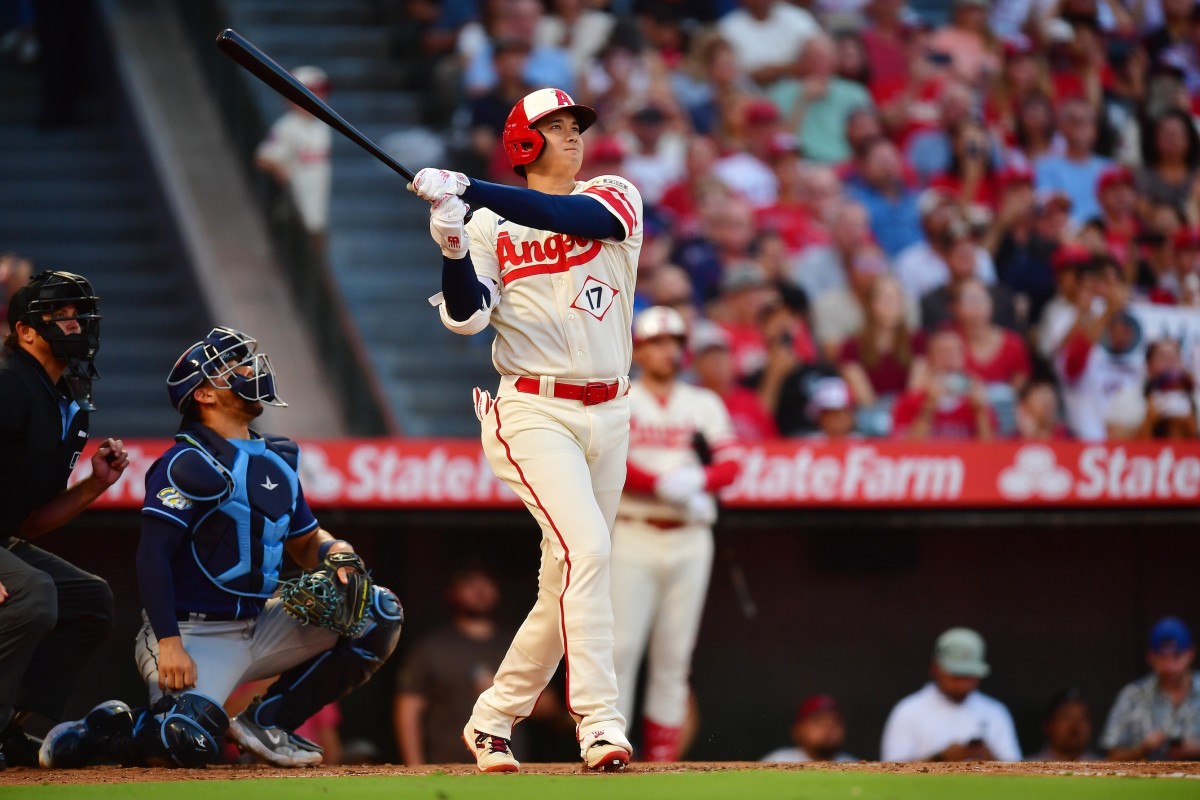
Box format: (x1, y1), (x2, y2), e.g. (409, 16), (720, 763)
(166, 432), (302, 598)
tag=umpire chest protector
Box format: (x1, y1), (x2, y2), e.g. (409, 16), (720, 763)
(167, 425), (302, 597)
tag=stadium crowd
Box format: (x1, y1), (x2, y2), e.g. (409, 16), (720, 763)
(388, 0), (1200, 443)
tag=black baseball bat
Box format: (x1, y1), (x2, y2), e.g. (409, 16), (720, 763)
(693, 433), (757, 619)
(215, 28), (415, 182)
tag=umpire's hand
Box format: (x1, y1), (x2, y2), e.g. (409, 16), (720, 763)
(91, 438), (130, 488)
(157, 635), (198, 692)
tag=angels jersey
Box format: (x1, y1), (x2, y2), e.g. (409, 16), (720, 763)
(620, 380), (737, 522)
(463, 174), (643, 380)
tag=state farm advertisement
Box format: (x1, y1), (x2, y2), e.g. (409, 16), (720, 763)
(74, 439), (1200, 510)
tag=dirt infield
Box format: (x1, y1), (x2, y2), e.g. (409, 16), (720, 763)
(2, 761), (1199, 785)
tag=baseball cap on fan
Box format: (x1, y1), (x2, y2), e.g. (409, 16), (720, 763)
(1149, 616), (1194, 654)
(934, 627), (991, 678)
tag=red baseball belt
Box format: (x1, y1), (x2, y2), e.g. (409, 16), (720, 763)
(514, 377), (624, 406)
(617, 514), (687, 531)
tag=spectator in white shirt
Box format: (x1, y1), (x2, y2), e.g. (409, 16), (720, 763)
(717, 0), (821, 87)
(881, 627), (1022, 762)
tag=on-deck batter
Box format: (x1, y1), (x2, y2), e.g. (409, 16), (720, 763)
(410, 87), (642, 772)
(612, 306), (742, 762)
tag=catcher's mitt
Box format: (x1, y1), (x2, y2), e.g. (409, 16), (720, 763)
(280, 551), (371, 637)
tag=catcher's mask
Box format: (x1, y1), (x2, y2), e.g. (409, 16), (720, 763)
(166, 326), (287, 413)
(8, 270), (101, 362)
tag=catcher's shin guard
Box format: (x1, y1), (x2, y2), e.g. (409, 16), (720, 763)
(113, 692), (229, 768)
(259, 585), (403, 731)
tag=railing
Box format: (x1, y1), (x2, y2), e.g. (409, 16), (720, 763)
(176, 0), (395, 434)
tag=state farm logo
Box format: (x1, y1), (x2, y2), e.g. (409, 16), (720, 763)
(997, 445), (1074, 501)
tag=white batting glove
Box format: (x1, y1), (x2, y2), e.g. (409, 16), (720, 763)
(655, 466), (707, 505)
(409, 168), (470, 202)
(682, 493), (718, 526)
(472, 387), (494, 422)
(430, 194), (471, 259)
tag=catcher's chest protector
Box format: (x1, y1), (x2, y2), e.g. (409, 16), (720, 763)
(170, 434), (301, 598)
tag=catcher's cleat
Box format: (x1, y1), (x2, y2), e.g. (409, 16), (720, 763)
(39, 700), (133, 769)
(228, 698), (322, 768)
(580, 728), (632, 772)
(462, 722), (520, 773)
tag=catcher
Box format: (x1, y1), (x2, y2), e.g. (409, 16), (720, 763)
(39, 327), (402, 769)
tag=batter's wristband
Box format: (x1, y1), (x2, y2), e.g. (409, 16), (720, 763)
(317, 539), (349, 562)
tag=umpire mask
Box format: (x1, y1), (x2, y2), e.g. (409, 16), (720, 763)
(9, 270), (102, 363)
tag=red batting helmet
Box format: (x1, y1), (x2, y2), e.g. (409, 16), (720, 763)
(503, 88), (597, 176)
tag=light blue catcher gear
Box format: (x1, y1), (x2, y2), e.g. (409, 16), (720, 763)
(166, 428), (304, 598)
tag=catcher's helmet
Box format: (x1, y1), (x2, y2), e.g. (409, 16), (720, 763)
(166, 327), (287, 413)
(7, 270), (102, 362)
(633, 305), (687, 344)
(502, 87), (597, 176)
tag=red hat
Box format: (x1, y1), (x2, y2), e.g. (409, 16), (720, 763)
(744, 99), (781, 126)
(766, 132), (802, 160)
(1173, 226), (1200, 249)
(796, 694), (840, 724)
(1002, 34), (1035, 59)
(1051, 243), (1094, 272)
(589, 135), (625, 163)
(997, 165), (1034, 190)
(1097, 166), (1135, 193)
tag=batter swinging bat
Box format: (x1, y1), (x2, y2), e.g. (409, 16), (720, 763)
(215, 28), (415, 182)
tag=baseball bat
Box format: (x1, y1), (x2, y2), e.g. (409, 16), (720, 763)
(693, 433), (757, 619)
(215, 28), (415, 182)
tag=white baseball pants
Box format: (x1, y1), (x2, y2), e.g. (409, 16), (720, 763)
(611, 519), (714, 727)
(134, 597), (337, 705)
(470, 380), (630, 742)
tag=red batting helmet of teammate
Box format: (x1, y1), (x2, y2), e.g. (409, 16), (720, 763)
(632, 306), (687, 344)
(503, 88), (598, 176)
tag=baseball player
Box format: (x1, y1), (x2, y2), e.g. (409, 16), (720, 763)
(255, 65), (332, 244)
(409, 87), (643, 772)
(612, 306), (741, 762)
(39, 327), (402, 769)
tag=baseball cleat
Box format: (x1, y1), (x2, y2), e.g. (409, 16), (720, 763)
(580, 728), (632, 771)
(462, 722), (520, 773)
(39, 700), (133, 769)
(228, 702), (322, 768)
(38, 721), (89, 769)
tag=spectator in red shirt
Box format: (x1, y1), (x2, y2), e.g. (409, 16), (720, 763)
(929, 118), (1003, 213)
(839, 272), (927, 409)
(691, 323), (780, 441)
(756, 133), (829, 256)
(952, 278), (1032, 389)
(859, 0), (909, 94)
(892, 328), (997, 440)
(1092, 165), (1141, 273)
(1014, 378), (1072, 439)
(659, 135), (721, 239)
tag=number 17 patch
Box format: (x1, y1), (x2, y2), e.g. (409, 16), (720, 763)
(571, 275), (619, 321)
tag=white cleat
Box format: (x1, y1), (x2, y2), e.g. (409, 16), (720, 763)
(580, 728), (632, 771)
(462, 722), (521, 773)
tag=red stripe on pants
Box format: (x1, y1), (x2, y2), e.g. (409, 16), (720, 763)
(493, 401), (578, 720)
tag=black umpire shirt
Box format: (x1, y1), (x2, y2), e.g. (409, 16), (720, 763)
(0, 346), (89, 540)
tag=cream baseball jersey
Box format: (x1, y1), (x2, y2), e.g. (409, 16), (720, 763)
(458, 175), (643, 380)
(620, 380), (737, 520)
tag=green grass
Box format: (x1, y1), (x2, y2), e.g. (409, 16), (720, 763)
(4, 771), (1199, 800)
